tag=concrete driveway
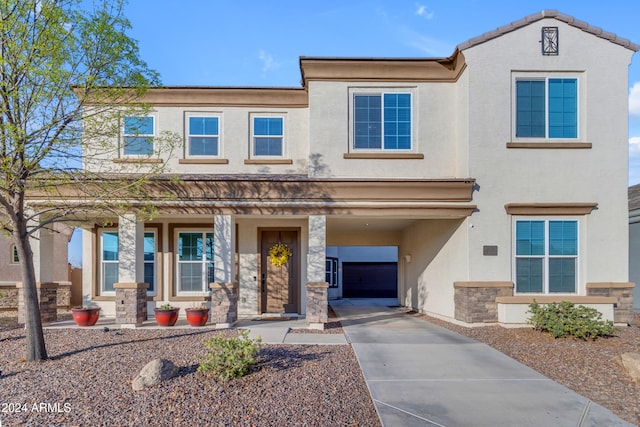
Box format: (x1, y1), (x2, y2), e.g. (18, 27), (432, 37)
(330, 298), (633, 427)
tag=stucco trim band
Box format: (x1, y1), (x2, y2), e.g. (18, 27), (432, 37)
(504, 202), (597, 215)
(586, 282), (635, 289)
(496, 296), (616, 304)
(454, 281), (514, 288)
(506, 142), (592, 149)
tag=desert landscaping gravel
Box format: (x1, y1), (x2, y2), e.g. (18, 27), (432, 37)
(0, 326), (379, 427)
(2, 309), (639, 426)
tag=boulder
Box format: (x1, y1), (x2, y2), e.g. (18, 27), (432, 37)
(132, 359), (178, 391)
(612, 352), (640, 381)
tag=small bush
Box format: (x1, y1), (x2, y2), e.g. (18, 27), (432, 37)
(198, 330), (261, 381)
(527, 300), (614, 340)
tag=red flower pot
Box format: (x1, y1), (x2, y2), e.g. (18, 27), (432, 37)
(185, 307), (209, 326)
(154, 308), (179, 327)
(71, 307), (101, 326)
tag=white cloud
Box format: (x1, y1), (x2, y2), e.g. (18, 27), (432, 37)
(630, 82), (640, 117)
(630, 136), (640, 154)
(415, 4), (434, 19)
(258, 50), (279, 74)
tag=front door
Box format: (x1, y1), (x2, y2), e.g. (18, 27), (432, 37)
(260, 229), (299, 313)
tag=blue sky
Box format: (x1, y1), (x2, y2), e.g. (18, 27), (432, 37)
(68, 0), (640, 265)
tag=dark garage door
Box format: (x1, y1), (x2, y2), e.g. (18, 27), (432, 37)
(342, 262), (397, 298)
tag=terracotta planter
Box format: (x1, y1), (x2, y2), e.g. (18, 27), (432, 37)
(185, 307), (209, 326)
(71, 307), (101, 326)
(154, 308), (180, 327)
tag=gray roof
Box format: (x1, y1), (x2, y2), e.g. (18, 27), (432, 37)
(629, 184), (640, 211)
(458, 10), (640, 52)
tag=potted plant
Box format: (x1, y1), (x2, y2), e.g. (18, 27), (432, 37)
(185, 305), (209, 326)
(154, 303), (180, 327)
(71, 305), (101, 326)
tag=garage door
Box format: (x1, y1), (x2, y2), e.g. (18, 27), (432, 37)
(342, 262), (397, 298)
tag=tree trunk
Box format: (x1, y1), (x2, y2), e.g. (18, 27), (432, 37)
(14, 227), (48, 362)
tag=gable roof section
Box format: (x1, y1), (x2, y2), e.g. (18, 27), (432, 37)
(457, 10), (640, 52)
(630, 184), (640, 211)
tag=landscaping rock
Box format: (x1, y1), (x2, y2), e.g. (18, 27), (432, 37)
(612, 352), (640, 381)
(132, 358), (178, 390)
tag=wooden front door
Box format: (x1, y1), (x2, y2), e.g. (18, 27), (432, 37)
(260, 229), (299, 313)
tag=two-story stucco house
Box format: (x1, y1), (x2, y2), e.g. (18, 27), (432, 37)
(37, 10), (635, 326)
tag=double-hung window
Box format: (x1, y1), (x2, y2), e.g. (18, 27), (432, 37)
(99, 230), (156, 294)
(353, 92), (412, 150)
(123, 116), (154, 155)
(100, 231), (119, 293)
(176, 231), (214, 293)
(514, 219), (578, 293)
(11, 244), (19, 264)
(325, 257), (339, 288)
(187, 115), (220, 156)
(515, 78), (577, 139)
(252, 117), (283, 157)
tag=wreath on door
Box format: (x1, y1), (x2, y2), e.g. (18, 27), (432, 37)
(269, 242), (292, 267)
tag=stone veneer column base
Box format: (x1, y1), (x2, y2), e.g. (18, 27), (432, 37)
(587, 282), (635, 324)
(306, 282), (329, 330)
(114, 282), (148, 326)
(454, 281), (514, 323)
(210, 282), (238, 328)
(17, 282), (59, 325)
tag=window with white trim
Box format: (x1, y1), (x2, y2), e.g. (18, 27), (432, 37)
(11, 244), (19, 264)
(123, 115), (155, 155)
(187, 114), (220, 157)
(351, 91), (412, 150)
(325, 257), (338, 288)
(251, 116), (284, 157)
(99, 230), (156, 294)
(515, 77), (578, 139)
(176, 231), (214, 294)
(514, 219), (578, 293)
(100, 230), (119, 293)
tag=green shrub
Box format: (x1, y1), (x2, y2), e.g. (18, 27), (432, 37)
(527, 300), (614, 340)
(198, 330), (261, 381)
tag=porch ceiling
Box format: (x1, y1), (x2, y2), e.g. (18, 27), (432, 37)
(328, 217), (417, 232)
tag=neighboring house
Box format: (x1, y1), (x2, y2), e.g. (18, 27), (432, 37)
(629, 184), (640, 311)
(29, 10), (636, 325)
(0, 224), (74, 310)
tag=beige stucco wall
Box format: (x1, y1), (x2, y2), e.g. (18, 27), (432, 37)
(462, 19), (633, 288)
(307, 81), (461, 179)
(399, 219), (468, 319)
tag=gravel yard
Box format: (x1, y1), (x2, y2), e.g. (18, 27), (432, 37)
(0, 326), (379, 427)
(2, 309), (639, 426)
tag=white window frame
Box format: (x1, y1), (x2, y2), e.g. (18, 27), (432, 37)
(175, 229), (214, 296)
(122, 114), (156, 156)
(250, 113), (285, 158)
(98, 228), (157, 296)
(185, 112), (222, 158)
(512, 217), (580, 295)
(512, 73), (582, 142)
(10, 244), (19, 264)
(348, 87), (416, 153)
(99, 229), (119, 295)
(143, 230), (157, 296)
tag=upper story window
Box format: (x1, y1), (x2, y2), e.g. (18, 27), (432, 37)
(11, 244), (19, 264)
(187, 115), (220, 157)
(252, 116), (284, 157)
(352, 92), (412, 150)
(515, 78), (577, 139)
(514, 219), (578, 294)
(123, 116), (155, 155)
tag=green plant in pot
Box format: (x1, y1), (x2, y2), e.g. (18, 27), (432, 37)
(185, 304), (209, 326)
(71, 305), (101, 327)
(154, 303), (180, 327)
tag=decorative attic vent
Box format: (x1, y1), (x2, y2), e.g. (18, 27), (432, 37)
(542, 27), (559, 55)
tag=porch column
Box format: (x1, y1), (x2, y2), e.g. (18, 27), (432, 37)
(213, 215), (236, 284)
(211, 215), (237, 327)
(114, 214), (147, 326)
(307, 215), (328, 329)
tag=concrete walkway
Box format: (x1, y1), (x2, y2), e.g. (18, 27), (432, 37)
(331, 298), (634, 427)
